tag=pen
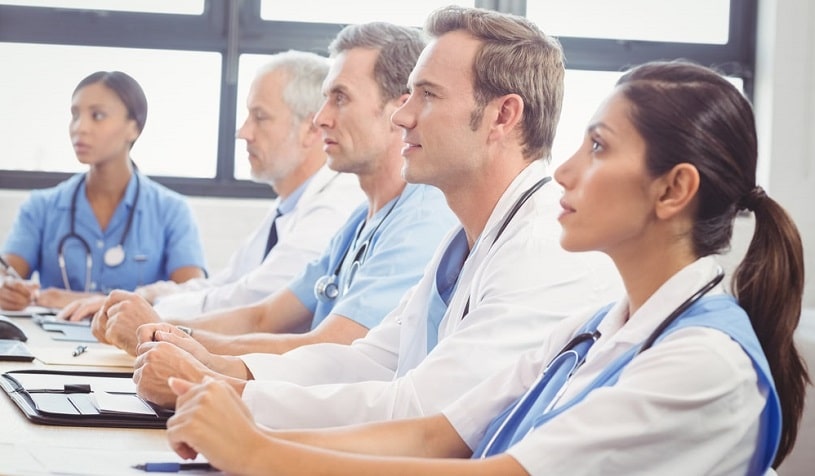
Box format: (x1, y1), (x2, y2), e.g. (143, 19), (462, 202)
(132, 462), (215, 472)
(0, 255), (22, 280)
(72, 345), (88, 357)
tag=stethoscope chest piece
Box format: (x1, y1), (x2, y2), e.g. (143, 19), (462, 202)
(103, 244), (126, 267)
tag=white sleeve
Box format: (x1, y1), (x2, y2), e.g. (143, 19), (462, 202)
(240, 310), (405, 427)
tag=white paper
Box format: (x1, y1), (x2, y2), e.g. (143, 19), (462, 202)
(20, 445), (220, 475)
(91, 391), (157, 415)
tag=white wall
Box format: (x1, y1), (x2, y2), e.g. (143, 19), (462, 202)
(753, 0), (815, 309)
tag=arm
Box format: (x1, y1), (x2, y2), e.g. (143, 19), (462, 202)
(166, 377), (523, 476)
(177, 288), (312, 337)
(193, 313), (368, 356)
(169, 265), (205, 284)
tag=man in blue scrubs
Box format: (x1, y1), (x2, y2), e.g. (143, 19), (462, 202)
(91, 22), (458, 365)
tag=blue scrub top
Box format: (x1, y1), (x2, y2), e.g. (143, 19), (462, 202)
(288, 183), (457, 330)
(2, 172), (207, 293)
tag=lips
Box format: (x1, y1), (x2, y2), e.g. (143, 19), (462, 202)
(401, 139), (420, 155)
(559, 198), (575, 213)
(73, 142), (90, 153)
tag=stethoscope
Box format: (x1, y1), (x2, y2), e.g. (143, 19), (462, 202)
(458, 176), (552, 319)
(477, 266), (725, 458)
(57, 171), (141, 292)
(314, 193), (400, 302)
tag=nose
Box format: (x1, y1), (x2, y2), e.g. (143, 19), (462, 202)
(553, 152), (578, 188)
(391, 95), (415, 130)
(69, 114), (84, 134)
(313, 100), (332, 129)
(236, 118), (251, 141)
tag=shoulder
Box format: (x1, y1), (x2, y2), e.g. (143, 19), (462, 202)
(25, 174), (83, 210)
(138, 174), (189, 207)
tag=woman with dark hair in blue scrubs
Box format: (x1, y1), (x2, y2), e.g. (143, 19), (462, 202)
(0, 71), (206, 311)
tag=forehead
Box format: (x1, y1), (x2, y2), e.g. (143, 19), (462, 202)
(249, 69), (288, 106)
(409, 30), (478, 90)
(323, 47), (380, 96)
(71, 82), (126, 109)
(590, 89), (636, 133)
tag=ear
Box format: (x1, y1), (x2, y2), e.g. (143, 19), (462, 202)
(654, 163), (700, 220)
(126, 119), (140, 145)
(487, 93), (524, 141)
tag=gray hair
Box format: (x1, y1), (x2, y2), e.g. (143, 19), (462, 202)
(256, 50), (330, 122)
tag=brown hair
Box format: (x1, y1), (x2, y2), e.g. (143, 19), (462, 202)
(424, 5), (564, 160)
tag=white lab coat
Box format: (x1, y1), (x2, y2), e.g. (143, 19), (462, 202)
(445, 257), (765, 475)
(153, 166), (364, 316)
(240, 160), (623, 428)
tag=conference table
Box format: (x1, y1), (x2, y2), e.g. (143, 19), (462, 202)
(0, 314), (217, 475)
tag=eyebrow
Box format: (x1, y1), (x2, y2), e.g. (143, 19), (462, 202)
(409, 78), (441, 93)
(587, 122), (615, 135)
(325, 83), (351, 97)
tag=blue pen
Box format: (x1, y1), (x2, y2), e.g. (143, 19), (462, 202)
(132, 462), (215, 472)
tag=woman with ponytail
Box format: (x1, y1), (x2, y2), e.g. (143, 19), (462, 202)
(163, 59), (807, 476)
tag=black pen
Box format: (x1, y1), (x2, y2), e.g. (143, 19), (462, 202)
(132, 462), (215, 472)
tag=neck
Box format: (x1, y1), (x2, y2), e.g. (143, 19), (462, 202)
(357, 151), (407, 219)
(444, 159), (530, 248)
(86, 158), (133, 200)
(272, 151), (326, 200)
(610, 236), (698, 318)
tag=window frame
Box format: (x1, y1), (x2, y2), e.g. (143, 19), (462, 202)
(0, 0), (757, 198)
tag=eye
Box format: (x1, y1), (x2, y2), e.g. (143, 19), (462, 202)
(590, 137), (604, 153)
(92, 111), (106, 121)
(422, 89), (435, 99)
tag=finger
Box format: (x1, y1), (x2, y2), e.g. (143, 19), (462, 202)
(56, 301), (80, 320)
(168, 376), (197, 397)
(67, 300), (101, 322)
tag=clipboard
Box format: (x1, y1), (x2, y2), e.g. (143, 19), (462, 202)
(0, 369), (172, 429)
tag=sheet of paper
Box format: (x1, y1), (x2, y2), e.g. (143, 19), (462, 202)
(20, 444), (220, 475)
(33, 345), (135, 368)
(0, 305), (59, 317)
(91, 391), (156, 415)
(0, 442), (47, 473)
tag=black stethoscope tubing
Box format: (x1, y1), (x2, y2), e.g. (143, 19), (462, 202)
(460, 176), (552, 318)
(57, 170), (140, 291)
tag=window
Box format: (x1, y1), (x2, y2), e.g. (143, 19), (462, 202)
(0, 0), (204, 14)
(0, 0), (757, 198)
(527, 0), (730, 44)
(261, 0), (474, 27)
(0, 43), (220, 178)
